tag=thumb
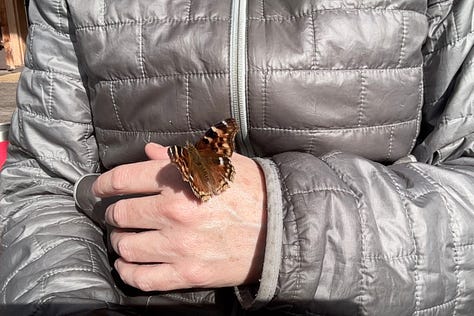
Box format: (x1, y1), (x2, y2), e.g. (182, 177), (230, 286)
(145, 142), (169, 161)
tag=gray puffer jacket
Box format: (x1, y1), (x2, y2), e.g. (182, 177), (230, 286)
(1, 0), (473, 315)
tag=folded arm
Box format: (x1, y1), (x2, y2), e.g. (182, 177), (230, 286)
(0, 0), (120, 309)
(243, 1), (474, 315)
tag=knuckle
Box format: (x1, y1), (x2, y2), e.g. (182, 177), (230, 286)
(179, 264), (209, 287)
(111, 200), (128, 227)
(116, 237), (135, 262)
(167, 204), (198, 225)
(110, 166), (130, 192)
(133, 273), (154, 292)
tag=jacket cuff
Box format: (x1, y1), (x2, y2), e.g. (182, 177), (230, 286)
(234, 157), (283, 310)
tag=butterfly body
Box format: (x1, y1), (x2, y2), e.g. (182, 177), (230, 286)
(168, 118), (239, 202)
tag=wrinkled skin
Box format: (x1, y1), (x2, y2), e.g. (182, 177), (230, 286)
(92, 143), (267, 292)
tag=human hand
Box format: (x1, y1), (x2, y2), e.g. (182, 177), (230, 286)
(92, 143), (267, 292)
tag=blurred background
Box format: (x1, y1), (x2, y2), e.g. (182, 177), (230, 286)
(1, 0), (28, 166)
(0, 0), (28, 123)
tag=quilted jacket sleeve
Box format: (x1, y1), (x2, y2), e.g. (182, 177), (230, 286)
(241, 1), (474, 315)
(0, 0), (122, 313)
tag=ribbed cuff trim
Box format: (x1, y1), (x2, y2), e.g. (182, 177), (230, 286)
(234, 157), (283, 310)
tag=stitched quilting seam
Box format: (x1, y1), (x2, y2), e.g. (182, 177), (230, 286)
(397, 11), (408, 68)
(408, 68), (424, 154)
(71, 8), (424, 30)
(186, 0), (193, 21)
(273, 160), (301, 301)
(18, 109), (25, 148)
(247, 7), (426, 21)
(416, 297), (456, 314)
(26, 68), (83, 82)
(32, 296), (55, 316)
(56, 0), (62, 31)
(438, 114), (474, 126)
(94, 118), (417, 136)
(1, 236), (106, 302)
(16, 154), (95, 169)
(138, 19), (147, 78)
(253, 118), (417, 133)
(14, 112), (97, 167)
(95, 70), (228, 85)
(409, 190), (438, 201)
(82, 123), (91, 165)
(83, 123), (96, 167)
(92, 66), (419, 85)
(33, 179), (75, 190)
(185, 75), (193, 131)
(307, 133), (315, 154)
(39, 267), (95, 292)
(29, 22), (70, 37)
(289, 187), (358, 199)
(95, 127), (208, 136)
(108, 82), (125, 131)
(17, 106), (93, 126)
(357, 71), (367, 127)
(386, 126), (395, 161)
(408, 165), (462, 316)
(251, 65), (422, 73)
(458, 243), (474, 249)
(381, 167), (421, 311)
(1, 199), (38, 248)
(85, 242), (97, 273)
(310, 8), (318, 69)
(47, 73), (54, 118)
(162, 292), (205, 304)
(365, 253), (417, 262)
(261, 69), (268, 127)
(321, 151), (343, 160)
(145, 295), (152, 307)
(63, 218), (103, 235)
(100, 0), (106, 24)
(27, 25), (36, 67)
(33, 267), (114, 306)
(424, 30), (474, 56)
(74, 17), (230, 31)
(320, 156), (367, 316)
(451, 9), (460, 42)
(101, 144), (109, 163)
(427, 0), (452, 9)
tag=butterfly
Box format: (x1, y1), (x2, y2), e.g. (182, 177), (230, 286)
(167, 118), (239, 202)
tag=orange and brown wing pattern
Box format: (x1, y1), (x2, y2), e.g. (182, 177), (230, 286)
(167, 118), (239, 202)
(168, 144), (192, 183)
(195, 118), (239, 157)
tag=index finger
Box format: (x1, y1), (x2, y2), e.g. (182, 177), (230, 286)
(92, 160), (166, 198)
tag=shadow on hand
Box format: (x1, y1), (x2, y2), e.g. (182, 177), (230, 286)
(155, 162), (198, 202)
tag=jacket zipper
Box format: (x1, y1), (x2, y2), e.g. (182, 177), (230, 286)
(230, 0), (254, 156)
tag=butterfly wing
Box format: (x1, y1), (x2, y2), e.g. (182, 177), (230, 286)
(168, 118), (239, 202)
(194, 118), (238, 197)
(168, 143), (214, 201)
(204, 155), (235, 196)
(195, 118), (239, 157)
(168, 145), (192, 183)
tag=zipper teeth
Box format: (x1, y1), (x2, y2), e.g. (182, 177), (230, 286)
(230, 0), (239, 120)
(230, 0), (253, 156)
